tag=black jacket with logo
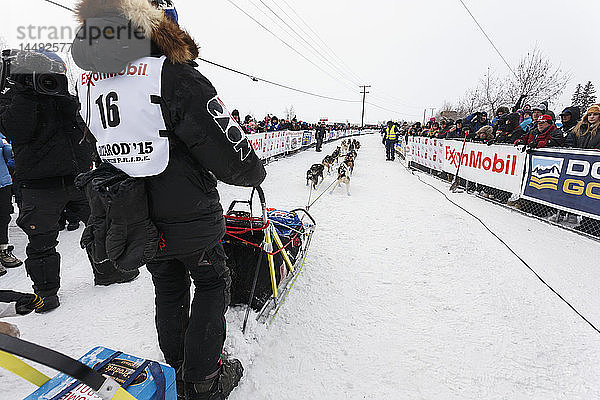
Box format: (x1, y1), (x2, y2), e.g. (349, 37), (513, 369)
(147, 62), (267, 259)
(71, 14), (266, 260)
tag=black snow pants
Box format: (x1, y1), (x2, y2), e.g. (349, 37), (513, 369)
(316, 136), (324, 152)
(385, 139), (396, 160)
(17, 178), (93, 297)
(0, 185), (13, 245)
(147, 242), (231, 383)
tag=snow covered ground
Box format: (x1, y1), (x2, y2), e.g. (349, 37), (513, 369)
(2, 133), (600, 399)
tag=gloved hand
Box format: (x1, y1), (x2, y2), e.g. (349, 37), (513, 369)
(105, 178), (158, 270)
(486, 139), (495, 146)
(514, 139), (524, 147)
(527, 141), (538, 149)
(15, 294), (44, 315)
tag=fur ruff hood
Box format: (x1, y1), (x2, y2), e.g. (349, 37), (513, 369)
(75, 0), (198, 64)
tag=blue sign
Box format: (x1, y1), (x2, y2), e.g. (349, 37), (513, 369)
(522, 149), (600, 219)
(26, 346), (177, 400)
(302, 131), (313, 146)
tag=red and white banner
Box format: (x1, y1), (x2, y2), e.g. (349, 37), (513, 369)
(286, 131), (304, 152)
(407, 136), (444, 171)
(247, 129), (363, 160)
(441, 141), (525, 193)
(406, 137), (526, 193)
(247, 133), (266, 159)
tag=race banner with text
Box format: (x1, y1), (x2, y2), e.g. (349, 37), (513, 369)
(247, 130), (362, 160)
(521, 148), (600, 219)
(285, 131), (304, 152)
(247, 132), (266, 159)
(407, 136), (444, 171)
(442, 141), (525, 193)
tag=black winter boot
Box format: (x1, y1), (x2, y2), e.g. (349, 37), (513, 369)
(185, 359), (243, 400)
(92, 259), (140, 286)
(35, 295), (59, 313)
(94, 267), (140, 286)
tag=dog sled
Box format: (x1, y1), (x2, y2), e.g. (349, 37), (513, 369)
(223, 187), (316, 328)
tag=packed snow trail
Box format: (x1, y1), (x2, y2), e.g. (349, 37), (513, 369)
(1, 134), (600, 399)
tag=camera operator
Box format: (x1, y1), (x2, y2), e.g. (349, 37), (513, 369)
(0, 50), (138, 313)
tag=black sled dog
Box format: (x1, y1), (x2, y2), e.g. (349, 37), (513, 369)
(306, 164), (325, 189)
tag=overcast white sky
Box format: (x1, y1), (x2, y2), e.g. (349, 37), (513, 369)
(3, 0), (599, 124)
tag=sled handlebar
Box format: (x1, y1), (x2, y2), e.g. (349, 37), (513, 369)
(251, 186), (267, 224)
(226, 186), (267, 224)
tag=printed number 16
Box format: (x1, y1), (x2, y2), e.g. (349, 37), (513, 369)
(95, 92), (121, 129)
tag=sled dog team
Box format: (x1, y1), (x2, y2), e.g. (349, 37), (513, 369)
(306, 139), (361, 196)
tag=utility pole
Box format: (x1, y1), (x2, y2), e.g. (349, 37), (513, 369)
(360, 85), (371, 130)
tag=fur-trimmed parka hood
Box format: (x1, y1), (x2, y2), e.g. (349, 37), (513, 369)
(71, 0), (198, 72)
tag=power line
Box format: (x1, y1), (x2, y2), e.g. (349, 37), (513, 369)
(36, 0), (420, 119)
(456, 0), (518, 80)
(42, 0), (74, 12)
(255, 0), (361, 87)
(365, 101), (421, 118)
(244, 0), (357, 93)
(201, 57), (419, 117)
(277, 0), (364, 83)
(226, 0), (357, 94)
(369, 93), (424, 111)
(200, 58), (421, 117)
(198, 57), (360, 103)
(267, 0), (364, 86)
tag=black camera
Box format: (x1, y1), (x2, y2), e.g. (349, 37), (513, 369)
(0, 49), (69, 96)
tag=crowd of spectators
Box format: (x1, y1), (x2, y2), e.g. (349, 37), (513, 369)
(400, 100), (600, 151)
(391, 99), (600, 236)
(230, 109), (357, 134)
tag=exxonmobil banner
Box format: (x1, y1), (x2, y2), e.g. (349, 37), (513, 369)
(521, 148), (600, 219)
(442, 141), (525, 193)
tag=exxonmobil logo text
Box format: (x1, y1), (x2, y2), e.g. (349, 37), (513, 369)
(446, 146), (518, 175)
(80, 62), (150, 87)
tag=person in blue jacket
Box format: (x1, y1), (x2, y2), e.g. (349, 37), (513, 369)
(465, 111), (491, 133)
(0, 134), (22, 276)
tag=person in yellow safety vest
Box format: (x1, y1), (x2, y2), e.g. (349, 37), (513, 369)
(383, 121), (398, 161)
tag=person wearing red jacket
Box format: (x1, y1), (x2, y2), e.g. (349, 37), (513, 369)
(514, 115), (558, 149)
